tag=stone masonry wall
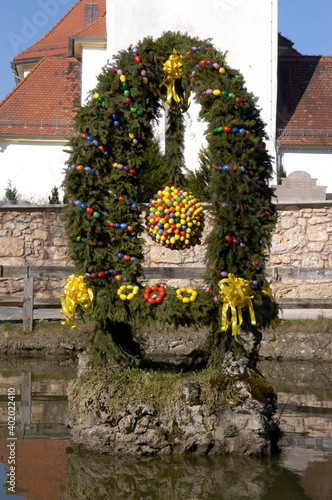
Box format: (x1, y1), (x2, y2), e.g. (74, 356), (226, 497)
(269, 203), (332, 299)
(1, 202), (332, 299)
(0, 205), (68, 298)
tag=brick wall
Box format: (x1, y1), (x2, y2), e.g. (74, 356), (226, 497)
(1, 202), (332, 299)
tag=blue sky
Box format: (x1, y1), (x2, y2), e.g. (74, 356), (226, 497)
(0, 0), (77, 102)
(0, 0), (331, 103)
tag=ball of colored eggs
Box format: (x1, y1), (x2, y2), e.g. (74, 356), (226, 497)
(145, 185), (205, 250)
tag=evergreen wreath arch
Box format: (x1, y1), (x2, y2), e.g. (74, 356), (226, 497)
(62, 31), (279, 366)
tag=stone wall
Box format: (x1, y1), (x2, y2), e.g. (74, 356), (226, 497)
(0, 204), (68, 298)
(1, 201), (332, 299)
(270, 203), (332, 299)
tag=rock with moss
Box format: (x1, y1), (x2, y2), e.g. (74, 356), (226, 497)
(67, 355), (279, 456)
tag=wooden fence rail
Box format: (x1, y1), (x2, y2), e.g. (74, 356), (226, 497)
(1, 265), (332, 331)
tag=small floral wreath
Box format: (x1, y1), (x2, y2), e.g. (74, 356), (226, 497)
(143, 285), (166, 304)
(176, 287), (198, 304)
(117, 285), (139, 301)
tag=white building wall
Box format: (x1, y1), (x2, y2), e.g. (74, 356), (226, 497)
(106, 0), (278, 179)
(279, 148), (332, 193)
(81, 47), (108, 105)
(0, 141), (68, 202)
(0, 47), (108, 202)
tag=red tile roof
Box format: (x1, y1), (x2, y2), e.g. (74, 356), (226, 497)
(72, 14), (106, 38)
(277, 54), (332, 147)
(0, 57), (81, 136)
(14, 0), (106, 62)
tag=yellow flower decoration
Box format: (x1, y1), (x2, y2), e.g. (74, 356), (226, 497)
(117, 285), (139, 301)
(60, 274), (94, 330)
(176, 287), (197, 304)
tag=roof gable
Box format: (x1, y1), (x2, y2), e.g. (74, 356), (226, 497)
(13, 0), (106, 62)
(0, 57), (81, 137)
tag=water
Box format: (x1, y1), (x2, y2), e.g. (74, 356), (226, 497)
(0, 356), (331, 499)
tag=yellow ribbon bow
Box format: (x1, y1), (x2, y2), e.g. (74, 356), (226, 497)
(60, 274), (94, 330)
(160, 49), (188, 108)
(218, 274), (256, 337)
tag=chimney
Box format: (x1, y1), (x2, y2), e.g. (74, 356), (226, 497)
(84, 2), (99, 27)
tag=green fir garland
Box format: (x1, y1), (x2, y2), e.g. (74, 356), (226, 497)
(62, 31), (279, 366)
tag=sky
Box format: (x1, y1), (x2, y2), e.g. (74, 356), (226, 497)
(0, 0), (331, 103)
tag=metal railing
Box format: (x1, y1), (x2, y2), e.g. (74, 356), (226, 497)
(0, 120), (76, 130)
(23, 42), (68, 53)
(277, 128), (332, 138)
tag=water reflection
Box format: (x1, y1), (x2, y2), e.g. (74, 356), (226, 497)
(0, 355), (76, 440)
(0, 357), (331, 499)
(0, 440), (70, 498)
(260, 360), (332, 452)
(62, 451), (312, 500)
(301, 455), (332, 500)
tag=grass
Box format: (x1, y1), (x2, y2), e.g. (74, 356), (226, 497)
(271, 315), (332, 334)
(68, 363), (277, 428)
(0, 318), (92, 337)
(1, 315), (332, 338)
(2, 321), (18, 333)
